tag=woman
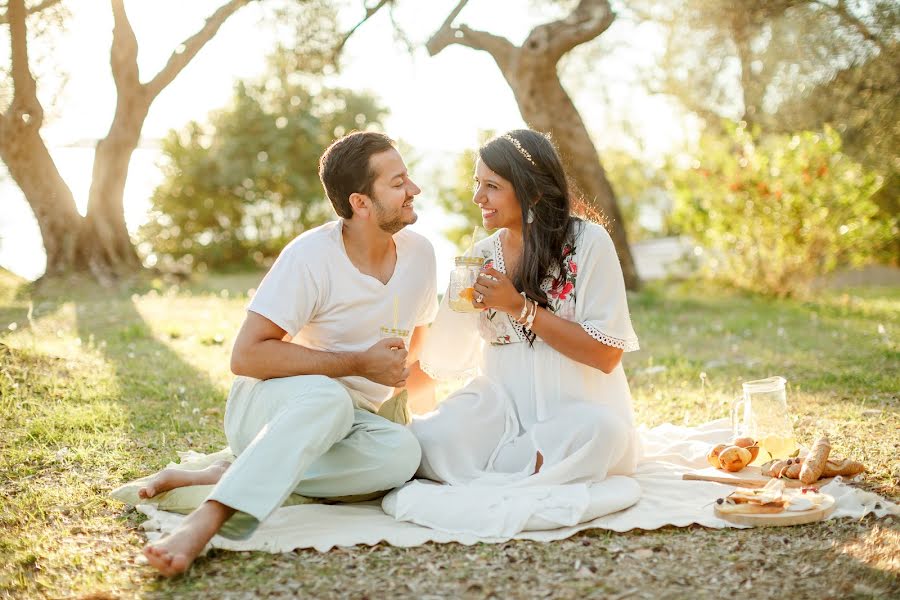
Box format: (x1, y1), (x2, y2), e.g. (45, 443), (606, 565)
(383, 130), (642, 535)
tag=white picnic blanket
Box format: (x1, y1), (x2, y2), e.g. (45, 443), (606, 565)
(134, 419), (897, 552)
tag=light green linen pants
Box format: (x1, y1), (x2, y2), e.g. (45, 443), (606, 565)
(207, 375), (421, 539)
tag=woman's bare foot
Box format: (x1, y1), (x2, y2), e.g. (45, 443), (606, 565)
(142, 500), (234, 577)
(138, 461), (230, 499)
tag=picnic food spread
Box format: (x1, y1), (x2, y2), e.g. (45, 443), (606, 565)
(707, 435), (865, 483)
(706, 436), (761, 472)
(759, 436), (865, 483)
(714, 479), (826, 516)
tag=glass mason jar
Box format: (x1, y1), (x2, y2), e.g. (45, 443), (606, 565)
(448, 256), (485, 313)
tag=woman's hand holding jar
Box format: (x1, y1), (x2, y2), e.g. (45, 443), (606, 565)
(471, 267), (527, 317)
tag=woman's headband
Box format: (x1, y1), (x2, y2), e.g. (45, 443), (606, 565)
(502, 134), (536, 166)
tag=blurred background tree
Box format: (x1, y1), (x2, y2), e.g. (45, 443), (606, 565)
(628, 0), (899, 293)
(138, 53), (385, 272)
(639, 1), (895, 129)
(667, 124), (895, 296)
(425, 0), (642, 289)
(0, 0), (359, 282)
(0, 0), (261, 281)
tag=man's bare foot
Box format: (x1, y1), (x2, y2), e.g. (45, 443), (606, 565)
(138, 461), (230, 499)
(142, 500), (234, 577)
(534, 451), (544, 474)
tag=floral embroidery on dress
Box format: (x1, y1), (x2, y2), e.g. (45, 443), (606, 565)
(544, 242), (578, 321)
(472, 226), (639, 351)
(478, 236), (581, 345)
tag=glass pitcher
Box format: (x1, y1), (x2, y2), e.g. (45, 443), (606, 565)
(731, 376), (797, 464)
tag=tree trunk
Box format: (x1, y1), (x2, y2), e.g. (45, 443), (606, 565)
(0, 123), (142, 280)
(425, 0), (641, 289)
(505, 63), (640, 289)
(82, 95), (151, 276)
(0, 123), (86, 276)
(0, 0), (252, 282)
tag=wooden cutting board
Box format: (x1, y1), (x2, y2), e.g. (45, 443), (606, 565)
(683, 466), (835, 488)
(715, 494), (836, 527)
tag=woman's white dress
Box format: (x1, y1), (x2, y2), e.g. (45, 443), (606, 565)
(382, 221), (644, 536)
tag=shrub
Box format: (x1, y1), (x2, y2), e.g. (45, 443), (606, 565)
(668, 124), (896, 296)
(138, 77), (386, 272)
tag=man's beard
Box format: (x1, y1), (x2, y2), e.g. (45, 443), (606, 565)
(371, 195), (416, 234)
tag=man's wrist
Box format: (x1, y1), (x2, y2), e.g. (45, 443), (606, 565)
(345, 351), (365, 377)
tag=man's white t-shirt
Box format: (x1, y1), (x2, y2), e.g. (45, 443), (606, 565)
(247, 220), (439, 411)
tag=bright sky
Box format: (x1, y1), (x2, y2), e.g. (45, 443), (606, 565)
(2, 0), (690, 280)
(35, 0), (684, 151)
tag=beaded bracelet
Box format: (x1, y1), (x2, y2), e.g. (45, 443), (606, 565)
(516, 291), (529, 322)
(524, 300), (538, 329)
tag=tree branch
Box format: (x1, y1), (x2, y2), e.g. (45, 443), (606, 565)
(144, 0), (252, 100)
(5, 0), (43, 127)
(0, 0), (63, 25)
(426, 1), (515, 70)
(539, 0), (615, 61)
(811, 0), (887, 53)
(335, 0), (393, 57)
(109, 0), (141, 96)
(425, 0), (470, 55)
(387, 1), (416, 55)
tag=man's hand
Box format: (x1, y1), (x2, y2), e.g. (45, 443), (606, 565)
(357, 338), (410, 387)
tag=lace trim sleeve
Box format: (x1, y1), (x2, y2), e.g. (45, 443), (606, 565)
(580, 322), (640, 352)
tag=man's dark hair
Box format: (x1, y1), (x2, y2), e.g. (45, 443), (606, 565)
(318, 131), (396, 218)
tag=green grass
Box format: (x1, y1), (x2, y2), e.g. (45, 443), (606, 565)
(0, 270), (897, 598)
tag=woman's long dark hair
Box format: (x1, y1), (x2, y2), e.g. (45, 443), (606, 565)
(479, 129), (580, 338)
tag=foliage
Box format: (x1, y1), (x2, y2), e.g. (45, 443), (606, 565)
(668, 124), (897, 296)
(775, 40), (900, 202)
(435, 147), (484, 251)
(602, 149), (672, 241)
(138, 71), (387, 271)
(641, 0), (895, 127)
(435, 131), (497, 251)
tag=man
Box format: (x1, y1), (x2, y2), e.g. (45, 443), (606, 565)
(141, 131), (438, 576)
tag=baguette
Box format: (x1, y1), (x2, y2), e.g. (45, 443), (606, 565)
(822, 458), (865, 478)
(800, 436), (831, 484)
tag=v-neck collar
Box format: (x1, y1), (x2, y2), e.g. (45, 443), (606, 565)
(336, 220), (400, 288)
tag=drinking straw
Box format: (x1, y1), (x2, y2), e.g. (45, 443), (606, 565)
(393, 295), (399, 330)
(466, 226), (478, 257)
